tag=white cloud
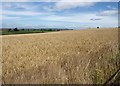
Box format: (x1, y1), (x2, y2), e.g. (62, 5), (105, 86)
(1, 1), (118, 28)
(107, 5), (112, 9)
(2, 11), (117, 28)
(2, 3), (40, 11)
(1, 0), (119, 2)
(1, 0), (28, 2)
(2, 15), (20, 20)
(2, 10), (43, 16)
(53, 0), (119, 2)
(53, 0), (103, 11)
(52, 0), (119, 11)
(54, 2), (95, 10)
(107, 5), (117, 10)
(99, 9), (118, 16)
(38, 12), (117, 28)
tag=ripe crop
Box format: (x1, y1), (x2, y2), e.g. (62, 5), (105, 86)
(2, 28), (119, 84)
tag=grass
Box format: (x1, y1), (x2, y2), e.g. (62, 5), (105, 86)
(1, 29), (58, 35)
(2, 28), (120, 84)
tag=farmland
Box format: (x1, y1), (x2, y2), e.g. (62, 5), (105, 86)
(2, 28), (120, 84)
(1, 29), (59, 35)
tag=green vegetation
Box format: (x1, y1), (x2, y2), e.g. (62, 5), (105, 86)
(1, 28), (61, 35)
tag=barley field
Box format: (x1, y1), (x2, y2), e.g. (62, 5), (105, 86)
(2, 28), (120, 84)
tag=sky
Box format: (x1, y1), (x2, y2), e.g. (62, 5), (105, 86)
(0, 0), (119, 29)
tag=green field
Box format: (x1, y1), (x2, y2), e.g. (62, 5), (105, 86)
(1, 29), (59, 35)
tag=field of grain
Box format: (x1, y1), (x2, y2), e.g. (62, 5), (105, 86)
(2, 28), (120, 84)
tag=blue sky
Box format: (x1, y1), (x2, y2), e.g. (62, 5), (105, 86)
(0, 1), (118, 29)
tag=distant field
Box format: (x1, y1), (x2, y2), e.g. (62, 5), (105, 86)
(2, 28), (120, 84)
(1, 29), (60, 35)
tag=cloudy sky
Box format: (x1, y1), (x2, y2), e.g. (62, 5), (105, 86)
(0, 0), (119, 29)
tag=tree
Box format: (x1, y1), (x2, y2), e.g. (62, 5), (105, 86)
(14, 27), (19, 31)
(48, 29), (52, 31)
(8, 29), (12, 32)
(22, 29), (24, 31)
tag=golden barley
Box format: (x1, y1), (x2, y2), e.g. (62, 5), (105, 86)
(2, 28), (119, 84)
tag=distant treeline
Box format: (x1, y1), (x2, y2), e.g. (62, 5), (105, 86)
(1, 27), (73, 35)
(4, 27), (73, 32)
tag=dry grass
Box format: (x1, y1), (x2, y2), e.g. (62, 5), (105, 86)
(2, 28), (119, 84)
